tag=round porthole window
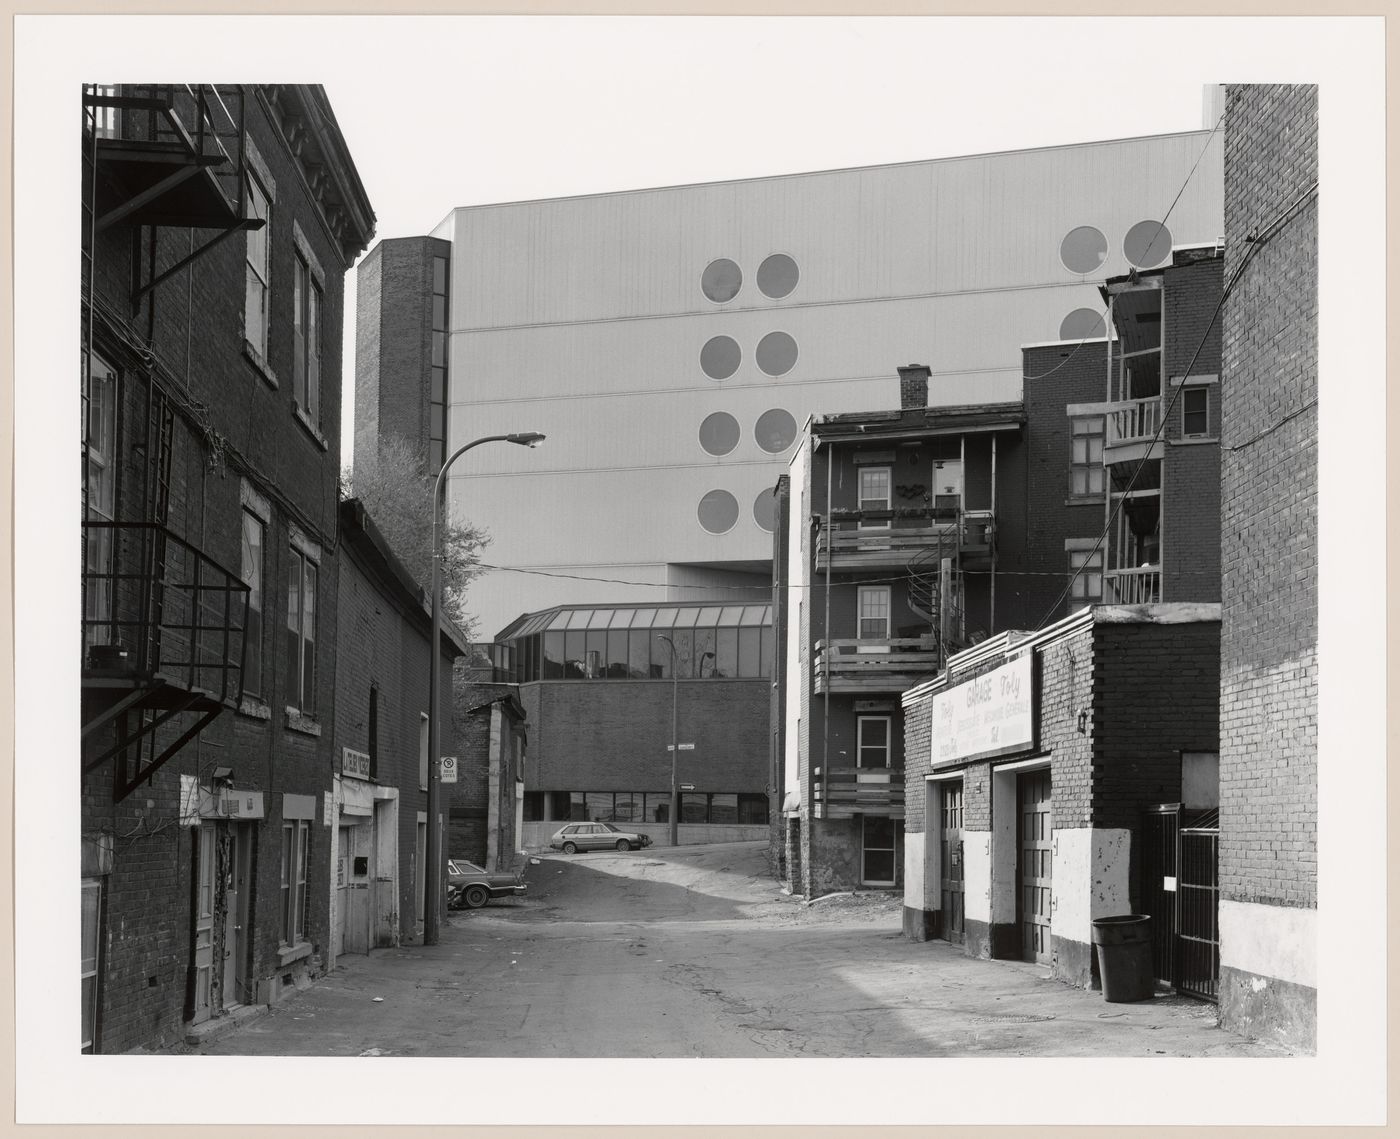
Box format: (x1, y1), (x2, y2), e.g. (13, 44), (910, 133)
(1124, 220), (1173, 269)
(1059, 226), (1109, 275)
(698, 412), (741, 456)
(700, 336), (741, 380)
(697, 490), (740, 534)
(757, 253), (800, 299)
(1059, 308), (1106, 341)
(754, 408), (797, 453)
(701, 258), (743, 303)
(755, 331), (798, 377)
(753, 487), (778, 532)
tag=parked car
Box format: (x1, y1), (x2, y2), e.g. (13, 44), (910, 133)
(549, 822), (654, 854)
(446, 859), (527, 909)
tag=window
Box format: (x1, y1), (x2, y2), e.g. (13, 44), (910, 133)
(244, 175), (271, 357)
(280, 820), (309, 946)
(285, 546), (317, 713)
(81, 878), (102, 1053)
(240, 509), (265, 698)
(1070, 416), (1106, 497)
(1070, 548), (1104, 603)
(1182, 387), (1209, 437)
(858, 716), (892, 768)
(857, 586), (891, 639)
(84, 354), (118, 646)
(292, 253), (322, 426)
(90, 84), (120, 139)
(737, 793), (770, 825)
(858, 466), (892, 528)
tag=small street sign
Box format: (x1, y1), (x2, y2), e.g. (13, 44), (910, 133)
(667, 743), (696, 751)
(680, 783), (695, 791)
(439, 756), (458, 784)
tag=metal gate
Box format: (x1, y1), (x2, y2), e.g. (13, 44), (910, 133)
(1141, 805), (1218, 1001)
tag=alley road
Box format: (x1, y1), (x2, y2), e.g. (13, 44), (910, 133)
(201, 841), (1287, 1058)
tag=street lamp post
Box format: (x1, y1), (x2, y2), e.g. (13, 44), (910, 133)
(425, 430), (545, 946)
(655, 636), (712, 848)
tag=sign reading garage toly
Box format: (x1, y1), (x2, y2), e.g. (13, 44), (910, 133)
(930, 655), (1034, 768)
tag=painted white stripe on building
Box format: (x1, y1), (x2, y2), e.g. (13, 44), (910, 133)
(963, 830), (992, 923)
(1050, 827), (1132, 943)
(903, 831), (927, 911)
(1219, 899), (1317, 989)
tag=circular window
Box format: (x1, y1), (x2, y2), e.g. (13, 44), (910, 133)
(697, 490), (740, 534)
(1124, 220), (1173, 269)
(754, 408), (797, 453)
(1059, 226), (1109, 275)
(698, 412), (741, 456)
(1059, 308), (1106, 341)
(753, 487), (778, 532)
(701, 258), (743, 303)
(757, 253), (800, 299)
(700, 335), (741, 380)
(755, 331), (798, 377)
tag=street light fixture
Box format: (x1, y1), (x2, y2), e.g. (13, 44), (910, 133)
(655, 636), (713, 848)
(425, 431), (545, 946)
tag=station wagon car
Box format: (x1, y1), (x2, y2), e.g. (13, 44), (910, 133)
(549, 822), (654, 853)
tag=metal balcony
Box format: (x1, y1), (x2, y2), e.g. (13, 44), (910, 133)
(812, 765), (905, 820)
(813, 637), (942, 694)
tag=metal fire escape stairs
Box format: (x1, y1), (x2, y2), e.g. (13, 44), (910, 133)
(905, 518), (966, 668)
(81, 85), (257, 801)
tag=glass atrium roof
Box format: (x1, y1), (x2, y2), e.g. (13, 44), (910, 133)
(500, 603), (772, 641)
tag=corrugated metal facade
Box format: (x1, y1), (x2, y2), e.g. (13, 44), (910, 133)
(437, 131), (1224, 634)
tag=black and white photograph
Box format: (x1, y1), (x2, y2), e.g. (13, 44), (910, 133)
(10, 10), (1388, 1131)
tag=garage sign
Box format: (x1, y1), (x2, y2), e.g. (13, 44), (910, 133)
(930, 655), (1034, 767)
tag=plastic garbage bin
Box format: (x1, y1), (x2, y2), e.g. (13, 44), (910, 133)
(1090, 914), (1154, 1003)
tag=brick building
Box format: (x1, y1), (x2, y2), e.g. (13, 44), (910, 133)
(80, 85), (373, 1052)
(900, 605), (1221, 990)
(1216, 84), (1318, 1049)
(449, 682), (528, 871)
(330, 498), (466, 970)
(481, 602), (774, 847)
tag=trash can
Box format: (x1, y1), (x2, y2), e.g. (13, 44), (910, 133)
(1090, 915), (1154, 1002)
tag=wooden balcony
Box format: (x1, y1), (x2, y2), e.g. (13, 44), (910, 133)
(1104, 565), (1162, 604)
(813, 637), (942, 694)
(1104, 397), (1164, 467)
(815, 508), (992, 572)
(812, 765), (905, 820)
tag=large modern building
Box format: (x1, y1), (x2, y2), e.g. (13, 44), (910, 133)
(356, 114), (1226, 637)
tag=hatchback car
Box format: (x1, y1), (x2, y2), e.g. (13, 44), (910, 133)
(549, 822), (654, 853)
(446, 859), (527, 909)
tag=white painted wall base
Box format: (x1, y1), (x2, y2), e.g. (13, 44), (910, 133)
(1050, 827), (1132, 945)
(1220, 899), (1316, 989)
(963, 830), (992, 924)
(903, 831), (927, 911)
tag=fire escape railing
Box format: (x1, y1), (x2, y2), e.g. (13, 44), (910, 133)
(83, 521), (249, 706)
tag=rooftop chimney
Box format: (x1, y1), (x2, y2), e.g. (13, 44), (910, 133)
(898, 364), (931, 411)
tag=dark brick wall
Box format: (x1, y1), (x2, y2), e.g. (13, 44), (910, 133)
(1163, 441), (1221, 602)
(82, 87), (369, 1052)
(517, 678), (770, 795)
(1219, 84), (1318, 911)
(1020, 341), (1118, 627)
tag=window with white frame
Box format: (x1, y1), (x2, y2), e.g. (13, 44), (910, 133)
(240, 508), (265, 699)
(1069, 416), (1106, 497)
(1069, 547), (1104, 603)
(857, 586), (891, 639)
(81, 878), (102, 1052)
(858, 466), (892, 529)
(1181, 387), (1209, 438)
(285, 545), (317, 713)
(292, 251), (322, 425)
(84, 354), (118, 646)
(244, 174), (271, 358)
(280, 820), (309, 946)
(857, 716), (892, 768)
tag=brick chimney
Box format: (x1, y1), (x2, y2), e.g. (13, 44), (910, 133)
(898, 364), (931, 410)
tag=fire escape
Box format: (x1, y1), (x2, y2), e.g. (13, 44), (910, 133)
(81, 85), (258, 801)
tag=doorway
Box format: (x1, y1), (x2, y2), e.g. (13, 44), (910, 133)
(220, 823), (252, 1010)
(938, 782), (965, 945)
(861, 815), (900, 886)
(1017, 770), (1052, 964)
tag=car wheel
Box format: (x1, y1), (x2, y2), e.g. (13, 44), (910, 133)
(463, 884), (490, 909)
(562, 841), (578, 855)
(616, 839), (631, 852)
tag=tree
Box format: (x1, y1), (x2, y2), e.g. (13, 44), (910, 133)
(343, 436), (489, 638)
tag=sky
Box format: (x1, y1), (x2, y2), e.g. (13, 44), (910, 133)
(10, 10), (1391, 1131)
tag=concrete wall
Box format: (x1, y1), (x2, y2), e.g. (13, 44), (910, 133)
(1218, 83), (1318, 1051)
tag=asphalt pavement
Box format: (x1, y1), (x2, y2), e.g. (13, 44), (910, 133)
(197, 840), (1290, 1058)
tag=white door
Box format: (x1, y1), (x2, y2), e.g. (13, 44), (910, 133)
(221, 824), (252, 1009)
(334, 824), (351, 957)
(373, 799), (398, 947)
